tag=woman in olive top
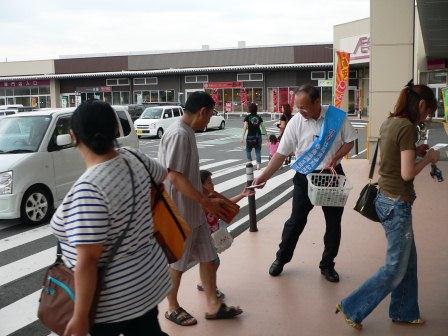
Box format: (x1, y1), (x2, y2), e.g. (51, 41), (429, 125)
(336, 82), (440, 330)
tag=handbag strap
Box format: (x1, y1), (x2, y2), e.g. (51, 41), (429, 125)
(102, 157), (136, 269)
(55, 156), (136, 275)
(124, 149), (188, 240)
(369, 140), (380, 180)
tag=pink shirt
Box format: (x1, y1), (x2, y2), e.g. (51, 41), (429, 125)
(268, 142), (279, 156)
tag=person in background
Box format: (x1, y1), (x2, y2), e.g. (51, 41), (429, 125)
(267, 134), (279, 160)
(159, 91), (242, 327)
(336, 82), (440, 330)
(279, 103), (293, 164)
(242, 103), (266, 170)
(196, 169), (253, 299)
(51, 100), (170, 336)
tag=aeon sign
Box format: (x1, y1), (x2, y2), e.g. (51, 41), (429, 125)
(340, 34), (370, 64)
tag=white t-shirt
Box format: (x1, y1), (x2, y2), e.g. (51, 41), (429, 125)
(277, 106), (357, 170)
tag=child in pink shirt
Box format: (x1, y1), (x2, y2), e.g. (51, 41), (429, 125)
(268, 134), (279, 160)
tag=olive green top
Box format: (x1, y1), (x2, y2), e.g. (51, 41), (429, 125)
(378, 117), (417, 197)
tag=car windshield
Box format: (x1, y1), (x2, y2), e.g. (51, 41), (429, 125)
(0, 115), (52, 154)
(141, 107), (163, 119)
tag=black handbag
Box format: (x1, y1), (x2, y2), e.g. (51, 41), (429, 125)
(354, 141), (380, 222)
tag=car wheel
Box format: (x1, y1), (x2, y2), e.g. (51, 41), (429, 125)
(20, 186), (53, 225)
(219, 121), (225, 130)
(157, 128), (164, 139)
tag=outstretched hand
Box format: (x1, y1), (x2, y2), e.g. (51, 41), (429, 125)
(416, 144), (429, 157)
(241, 186), (255, 197)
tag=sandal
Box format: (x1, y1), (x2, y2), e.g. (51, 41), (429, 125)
(165, 307), (197, 326)
(196, 284), (226, 300)
(392, 318), (425, 325)
(205, 303), (243, 320)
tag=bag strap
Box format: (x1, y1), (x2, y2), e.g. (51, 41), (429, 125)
(102, 157), (136, 269)
(124, 149), (188, 240)
(369, 140), (380, 180)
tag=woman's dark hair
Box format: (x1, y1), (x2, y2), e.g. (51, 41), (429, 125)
(269, 134), (278, 144)
(393, 80), (437, 124)
(200, 170), (212, 184)
(248, 102), (258, 114)
(296, 84), (320, 103)
(282, 104), (292, 115)
(71, 100), (118, 155)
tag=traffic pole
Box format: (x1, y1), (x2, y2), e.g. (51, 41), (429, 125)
(246, 162), (258, 232)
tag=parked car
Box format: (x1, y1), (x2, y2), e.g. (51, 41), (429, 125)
(0, 110), (17, 118)
(127, 104), (146, 121)
(134, 105), (183, 139)
(0, 107), (138, 225)
(206, 110), (226, 131)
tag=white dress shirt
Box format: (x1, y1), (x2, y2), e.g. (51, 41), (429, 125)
(277, 105), (357, 170)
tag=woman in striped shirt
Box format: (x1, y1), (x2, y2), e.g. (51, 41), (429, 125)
(50, 100), (170, 336)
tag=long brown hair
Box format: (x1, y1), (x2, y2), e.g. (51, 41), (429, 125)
(282, 103), (292, 116)
(392, 81), (437, 124)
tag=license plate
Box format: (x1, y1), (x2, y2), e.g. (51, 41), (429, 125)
(136, 129), (143, 135)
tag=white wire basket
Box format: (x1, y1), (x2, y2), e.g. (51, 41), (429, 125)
(306, 172), (352, 207)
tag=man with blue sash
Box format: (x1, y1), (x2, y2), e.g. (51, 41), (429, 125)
(253, 84), (357, 282)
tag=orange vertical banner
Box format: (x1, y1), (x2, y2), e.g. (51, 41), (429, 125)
(334, 51), (350, 108)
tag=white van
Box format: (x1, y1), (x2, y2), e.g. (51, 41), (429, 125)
(0, 107), (138, 225)
(134, 105), (183, 139)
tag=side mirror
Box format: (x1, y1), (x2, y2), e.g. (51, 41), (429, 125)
(56, 134), (73, 147)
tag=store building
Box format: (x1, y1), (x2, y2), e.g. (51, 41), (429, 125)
(0, 44), (333, 113)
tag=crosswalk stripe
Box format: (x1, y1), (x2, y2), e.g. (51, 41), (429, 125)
(228, 185), (294, 232)
(0, 290), (41, 336)
(228, 169), (294, 210)
(212, 160), (268, 178)
(0, 247), (56, 287)
(214, 166), (276, 193)
(200, 159), (239, 170)
(0, 225), (51, 253)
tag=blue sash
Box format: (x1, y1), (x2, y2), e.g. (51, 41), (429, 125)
(291, 106), (346, 174)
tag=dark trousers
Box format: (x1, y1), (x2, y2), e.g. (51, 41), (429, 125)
(90, 306), (168, 336)
(276, 165), (345, 269)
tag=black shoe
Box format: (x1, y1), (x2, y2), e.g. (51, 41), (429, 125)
(269, 260), (284, 276)
(321, 268), (340, 283)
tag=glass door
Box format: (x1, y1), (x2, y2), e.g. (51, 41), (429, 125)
(429, 84), (445, 119)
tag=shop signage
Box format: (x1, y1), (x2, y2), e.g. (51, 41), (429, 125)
(339, 34), (370, 64)
(0, 79), (50, 87)
(318, 79), (333, 87)
(204, 82), (243, 89)
(76, 86), (112, 93)
(334, 51), (350, 108)
(225, 102), (232, 112)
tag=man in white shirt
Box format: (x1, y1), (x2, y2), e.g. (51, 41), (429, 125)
(253, 84), (357, 282)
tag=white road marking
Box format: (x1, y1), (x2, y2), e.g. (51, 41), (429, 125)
(0, 290), (41, 336)
(212, 160), (268, 178)
(228, 185), (294, 232)
(0, 247), (56, 287)
(0, 225), (51, 253)
(200, 159), (239, 170)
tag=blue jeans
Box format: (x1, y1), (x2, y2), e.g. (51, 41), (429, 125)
(341, 192), (420, 323)
(245, 136), (262, 164)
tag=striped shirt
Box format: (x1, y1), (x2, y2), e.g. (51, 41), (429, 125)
(50, 147), (171, 324)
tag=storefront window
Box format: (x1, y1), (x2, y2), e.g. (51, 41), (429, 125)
(39, 87), (50, 95)
(112, 92), (121, 105)
(253, 88), (263, 111)
(428, 71), (447, 84)
(15, 97), (31, 106)
(104, 92), (112, 104)
(150, 91), (159, 102)
(159, 90), (167, 102)
(122, 92), (130, 105)
(14, 87), (31, 96)
(166, 90), (175, 102)
(321, 87), (332, 105)
(268, 87), (296, 112)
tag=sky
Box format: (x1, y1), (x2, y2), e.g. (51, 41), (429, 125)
(0, 0), (369, 62)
